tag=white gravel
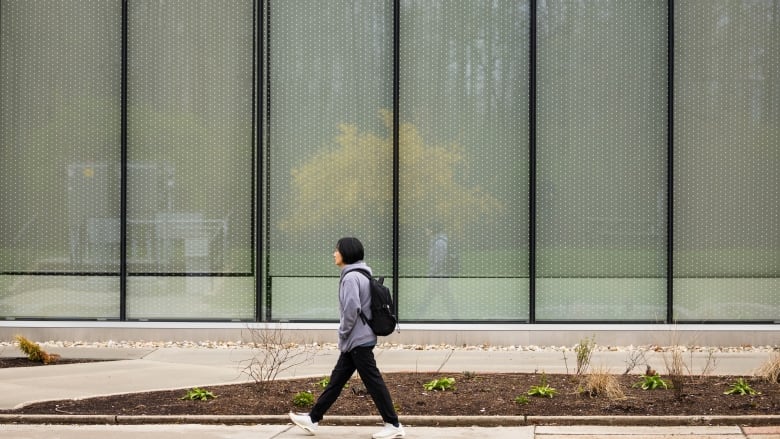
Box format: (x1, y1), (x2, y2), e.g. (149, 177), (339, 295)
(1, 339), (777, 353)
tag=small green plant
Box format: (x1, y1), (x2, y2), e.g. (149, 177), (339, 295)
(527, 373), (557, 398)
(317, 376), (348, 389)
(15, 335), (60, 364)
(514, 395), (529, 404)
(180, 387), (217, 401)
(633, 374), (669, 390)
(423, 377), (456, 391)
(724, 378), (759, 396)
(293, 391), (315, 407)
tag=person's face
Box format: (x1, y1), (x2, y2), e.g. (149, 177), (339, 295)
(333, 248), (345, 268)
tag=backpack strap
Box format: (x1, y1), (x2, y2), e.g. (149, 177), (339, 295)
(344, 268), (372, 326)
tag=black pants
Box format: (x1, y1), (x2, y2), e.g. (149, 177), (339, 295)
(309, 345), (398, 426)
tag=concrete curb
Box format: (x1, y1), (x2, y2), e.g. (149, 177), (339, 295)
(1, 414), (779, 426)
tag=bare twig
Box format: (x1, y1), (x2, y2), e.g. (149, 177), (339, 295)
(240, 324), (316, 388)
(623, 349), (649, 375)
(435, 349), (455, 374)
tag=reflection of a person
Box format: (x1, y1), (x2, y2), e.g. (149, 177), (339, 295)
(429, 225), (448, 277)
(424, 222), (456, 319)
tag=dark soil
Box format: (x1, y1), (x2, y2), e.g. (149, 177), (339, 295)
(2, 358), (778, 418)
(0, 357), (113, 368)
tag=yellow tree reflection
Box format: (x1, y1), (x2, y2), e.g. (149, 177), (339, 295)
(279, 110), (503, 239)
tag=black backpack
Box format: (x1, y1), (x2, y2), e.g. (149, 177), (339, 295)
(348, 269), (398, 336)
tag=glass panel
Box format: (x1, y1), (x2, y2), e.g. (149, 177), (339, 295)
(674, 0), (780, 322)
(399, 0), (530, 321)
(0, 0), (121, 319)
(536, 0), (667, 321)
(126, 0), (254, 320)
(266, 0), (393, 321)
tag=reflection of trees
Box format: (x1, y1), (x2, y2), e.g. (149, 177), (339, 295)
(279, 110), (503, 239)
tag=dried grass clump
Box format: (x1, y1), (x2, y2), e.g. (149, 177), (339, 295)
(580, 368), (625, 400)
(756, 353), (780, 384)
(14, 335), (61, 364)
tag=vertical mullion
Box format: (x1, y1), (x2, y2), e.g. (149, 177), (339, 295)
(254, 0), (262, 321)
(263, 0), (273, 322)
(528, 0), (537, 324)
(120, 0), (128, 321)
(666, 0), (675, 324)
(392, 0), (400, 320)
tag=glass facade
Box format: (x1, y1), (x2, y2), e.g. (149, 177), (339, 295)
(0, 0), (777, 323)
(266, 0), (392, 321)
(399, 0), (529, 321)
(125, 0), (255, 320)
(536, 0), (668, 321)
(673, 0), (779, 321)
(0, 0), (122, 319)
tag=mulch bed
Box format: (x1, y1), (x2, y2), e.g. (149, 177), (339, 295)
(1, 358), (778, 418)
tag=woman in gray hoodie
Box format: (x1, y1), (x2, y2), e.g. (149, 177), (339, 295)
(289, 237), (405, 439)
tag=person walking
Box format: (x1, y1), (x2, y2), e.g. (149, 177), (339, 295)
(289, 237), (405, 439)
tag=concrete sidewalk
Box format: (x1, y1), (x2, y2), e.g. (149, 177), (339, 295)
(0, 345), (778, 438)
(1, 423), (780, 439)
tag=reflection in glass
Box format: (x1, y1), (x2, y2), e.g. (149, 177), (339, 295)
(399, 0), (530, 321)
(536, 0), (667, 321)
(674, 0), (780, 322)
(0, 0), (121, 319)
(266, 0), (392, 320)
(126, 0), (254, 320)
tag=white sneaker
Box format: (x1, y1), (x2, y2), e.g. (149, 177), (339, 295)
(289, 412), (318, 435)
(372, 423), (406, 439)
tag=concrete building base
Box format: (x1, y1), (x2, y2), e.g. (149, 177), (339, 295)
(1, 322), (777, 347)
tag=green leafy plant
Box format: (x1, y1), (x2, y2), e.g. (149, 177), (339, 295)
(633, 374), (669, 390)
(724, 378), (759, 396)
(293, 391), (315, 407)
(180, 387), (217, 401)
(423, 377), (456, 391)
(514, 395), (529, 404)
(527, 373), (557, 398)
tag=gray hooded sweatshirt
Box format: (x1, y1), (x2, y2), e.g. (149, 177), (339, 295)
(338, 261), (377, 352)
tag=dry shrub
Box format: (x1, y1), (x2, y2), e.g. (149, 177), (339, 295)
(658, 329), (718, 400)
(575, 335), (596, 376)
(756, 353), (780, 384)
(580, 367), (625, 400)
(664, 347), (686, 400)
(240, 324), (316, 388)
